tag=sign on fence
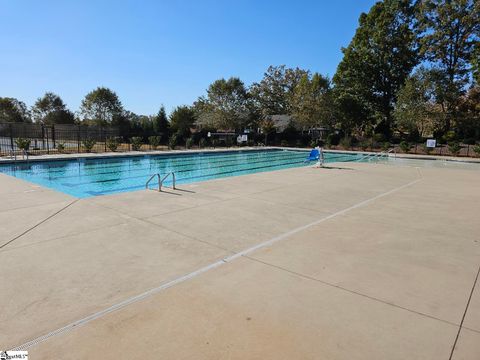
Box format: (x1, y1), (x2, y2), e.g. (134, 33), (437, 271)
(237, 134), (248, 144)
(426, 139), (436, 148)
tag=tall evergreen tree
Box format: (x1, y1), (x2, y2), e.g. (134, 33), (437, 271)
(169, 106), (196, 139)
(153, 106), (169, 140)
(333, 0), (418, 137)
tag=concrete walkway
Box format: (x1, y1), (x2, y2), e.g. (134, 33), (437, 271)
(0, 162), (479, 359)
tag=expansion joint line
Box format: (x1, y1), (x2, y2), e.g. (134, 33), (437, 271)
(11, 175), (422, 351)
(0, 199), (79, 250)
(448, 263), (480, 360)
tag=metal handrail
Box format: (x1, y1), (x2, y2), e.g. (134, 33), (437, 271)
(160, 172), (176, 191)
(145, 172), (176, 192)
(146, 173), (160, 191)
(357, 148), (394, 163)
(371, 148), (394, 162)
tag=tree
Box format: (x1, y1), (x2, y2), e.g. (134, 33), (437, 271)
(333, 0), (418, 137)
(394, 67), (441, 138)
(291, 73), (335, 129)
(260, 118), (275, 145)
(457, 86), (480, 140)
(79, 87), (124, 126)
(195, 77), (251, 130)
(169, 105), (196, 140)
(153, 106), (169, 140)
(32, 92), (74, 125)
(417, 0), (480, 130)
(0, 97), (31, 123)
(250, 65), (309, 116)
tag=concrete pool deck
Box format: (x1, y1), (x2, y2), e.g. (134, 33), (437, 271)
(0, 161), (479, 359)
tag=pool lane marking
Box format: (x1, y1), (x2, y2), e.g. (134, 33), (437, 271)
(10, 175), (422, 351)
(0, 199), (79, 250)
(42, 150), (309, 179)
(82, 158), (311, 196)
(59, 155), (310, 187)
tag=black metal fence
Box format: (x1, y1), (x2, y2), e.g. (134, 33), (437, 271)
(0, 122), (121, 156)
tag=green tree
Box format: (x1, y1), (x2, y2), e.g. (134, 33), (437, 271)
(472, 44), (480, 85)
(394, 67), (441, 137)
(417, 0), (480, 130)
(195, 77), (251, 130)
(250, 65), (309, 116)
(169, 106), (196, 140)
(457, 86), (480, 140)
(0, 97), (31, 123)
(333, 0), (418, 137)
(32, 92), (74, 125)
(260, 118), (276, 145)
(79, 87), (124, 126)
(153, 106), (169, 140)
(291, 73), (334, 129)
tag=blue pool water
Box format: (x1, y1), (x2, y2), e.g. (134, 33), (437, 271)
(0, 149), (365, 198)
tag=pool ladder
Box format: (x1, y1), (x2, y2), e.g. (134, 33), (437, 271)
(357, 148), (395, 162)
(146, 172), (176, 192)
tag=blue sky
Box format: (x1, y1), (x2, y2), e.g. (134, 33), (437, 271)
(1, 0), (376, 115)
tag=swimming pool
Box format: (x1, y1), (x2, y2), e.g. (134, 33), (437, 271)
(0, 149), (365, 198)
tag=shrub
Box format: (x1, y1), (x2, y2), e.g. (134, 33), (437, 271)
(359, 140), (369, 151)
(381, 142), (390, 151)
(422, 144), (432, 154)
(56, 142), (65, 152)
(186, 137), (194, 149)
(168, 134), (179, 149)
(82, 139), (96, 153)
(130, 137), (143, 151)
(448, 142), (461, 156)
(339, 136), (352, 149)
(373, 133), (385, 143)
(295, 139), (303, 148)
(473, 144), (480, 157)
(199, 138), (207, 148)
(326, 133), (341, 146)
(399, 141), (410, 153)
(106, 137), (119, 152)
(444, 131), (457, 143)
(280, 140), (289, 147)
(15, 138), (31, 152)
(148, 136), (161, 149)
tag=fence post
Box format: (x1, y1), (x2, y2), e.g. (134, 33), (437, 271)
(77, 125), (81, 153)
(45, 126), (50, 154)
(467, 144), (470, 157)
(41, 124), (45, 150)
(103, 127), (107, 152)
(52, 125), (56, 149)
(9, 123), (14, 153)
